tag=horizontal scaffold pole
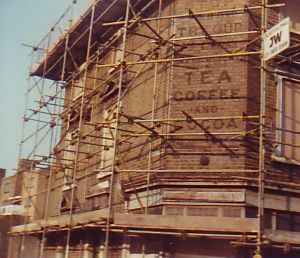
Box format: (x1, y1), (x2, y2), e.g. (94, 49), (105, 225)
(97, 51), (260, 68)
(101, 4), (285, 26)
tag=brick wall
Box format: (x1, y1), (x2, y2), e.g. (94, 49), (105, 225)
(1, 216), (23, 258)
(19, 1), (300, 257)
(41, 0), (300, 216)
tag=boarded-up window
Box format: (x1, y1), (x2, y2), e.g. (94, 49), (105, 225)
(67, 107), (91, 131)
(276, 212), (292, 231)
(60, 190), (79, 213)
(187, 207), (218, 217)
(276, 78), (300, 162)
(222, 207), (242, 218)
(293, 214), (300, 232)
(86, 194), (109, 211)
(148, 206), (163, 215)
(165, 206), (184, 216)
(3, 183), (11, 193)
(100, 104), (116, 169)
(72, 77), (84, 101)
(27, 177), (35, 188)
(264, 210), (273, 229)
(63, 132), (75, 183)
(24, 197), (32, 208)
(60, 190), (72, 212)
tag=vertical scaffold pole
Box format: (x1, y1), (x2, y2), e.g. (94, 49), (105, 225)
(64, 1), (96, 258)
(257, 0), (267, 256)
(146, 0), (163, 213)
(39, 3), (74, 258)
(19, 22), (53, 258)
(104, 0), (130, 257)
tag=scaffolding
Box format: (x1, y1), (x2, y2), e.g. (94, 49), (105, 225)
(14, 0), (300, 258)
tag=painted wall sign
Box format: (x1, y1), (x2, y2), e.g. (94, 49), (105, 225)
(184, 70), (231, 85)
(164, 191), (245, 202)
(177, 22), (243, 37)
(174, 118), (238, 131)
(190, 105), (219, 114)
(173, 89), (240, 101)
(263, 17), (290, 61)
(178, 56), (242, 64)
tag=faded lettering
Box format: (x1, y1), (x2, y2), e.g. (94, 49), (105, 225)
(177, 23), (243, 37)
(173, 89), (241, 101)
(184, 69), (231, 85)
(175, 118), (238, 130)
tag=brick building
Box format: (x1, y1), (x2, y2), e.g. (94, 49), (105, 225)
(0, 161), (46, 258)
(0, 167), (23, 258)
(0, 169), (23, 213)
(0, 168), (5, 180)
(8, 0), (300, 258)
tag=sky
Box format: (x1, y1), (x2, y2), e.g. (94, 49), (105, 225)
(0, 1), (88, 176)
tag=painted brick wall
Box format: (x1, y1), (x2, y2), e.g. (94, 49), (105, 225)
(35, 0), (300, 248)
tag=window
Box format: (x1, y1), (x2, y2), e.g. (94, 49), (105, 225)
(62, 132), (76, 189)
(67, 107), (91, 131)
(187, 207), (218, 217)
(60, 190), (76, 213)
(67, 108), (80, 130)
(3, 183), (11, 193)
(2, 200), (10, 206)
(100, 105), (116, 169)
(24, 197), (32, 208)
(276, 212), (292, 231)
(86, 194), (108, 211)
(147, 206), (163, 215)
(72, 77), (84, 101)
(275, 77), (300, 162)
(165, 206), (184, 216)
(222, 207), (242, 218)
(111, 47), (123, 66)
(27, 177), (35, 188)
(293, 214), (300, 232)
(110, 29), (123, 67)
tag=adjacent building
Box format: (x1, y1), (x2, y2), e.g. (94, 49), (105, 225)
(0, 161), (46, 258)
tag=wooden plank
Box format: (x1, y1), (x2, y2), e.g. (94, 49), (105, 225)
(72, 208), (109, 225)
(113, 213), (258, 232)
(246, 190), (300, 212)
(43, 208), (109, 227)
(265, 229), (300, 244)
(163, 190), (245, 202)
(11, 208), (109, 233)
(10, 222), (40, 233)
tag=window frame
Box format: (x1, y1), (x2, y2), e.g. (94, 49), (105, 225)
(274, 75), (300, 164)
(27, 177), (35, 188)
(24, 197), (32, 208)
(3, 183), (11, 193)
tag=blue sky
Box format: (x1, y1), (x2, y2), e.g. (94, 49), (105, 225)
(0, 1), (82, 176)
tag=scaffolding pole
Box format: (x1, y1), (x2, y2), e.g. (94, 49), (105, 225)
(15, 1), (300, 257)
(104, 0), (130, 256)
(257, 0), (267, 255)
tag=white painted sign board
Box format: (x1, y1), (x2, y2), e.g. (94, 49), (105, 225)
(263, 17), (290, 61)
